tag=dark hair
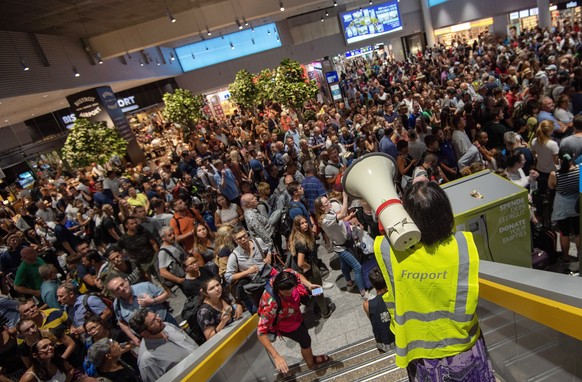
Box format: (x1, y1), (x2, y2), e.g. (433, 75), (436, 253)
(128, 308), (149, 334)
(573, 114), (582, 131)
(85, 250), (103, 263)
(397, 140), (409, 152)
(368, 268), (387, 291)
(286, 181), (301, 196)
(273, 271), (297, 295)
(424, 135), (438, 147)
(123, 215), (138, 228)
(505, 149), (524, 168)
(30, 339), (67, 381)
(403, 182), (454, 246)
(104, 245), (122, 259)
(559, 149), (575, 174)
(83, 313), (106, 333)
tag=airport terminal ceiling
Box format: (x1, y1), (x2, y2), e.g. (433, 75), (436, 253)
(0, 0), (363, 127)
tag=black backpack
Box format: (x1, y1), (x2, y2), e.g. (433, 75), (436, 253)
(277, 201), (302, 238)
(181, 296), (207, 346)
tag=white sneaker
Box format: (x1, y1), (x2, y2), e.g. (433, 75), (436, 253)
(361, 291), (372, 300)
(322, 282), (334, 290)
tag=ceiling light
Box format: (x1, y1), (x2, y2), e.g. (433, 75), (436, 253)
(139, 59), (144, 66)
(206, 26), (212, 36)
(96, 52), (103, 64)
(230, 42), (234, 49)
(170, 53), (175, 61)
(325, 10), (329, 16)
(236, 18), (243, 29)
(268, 29), (271, 35)
(243, 17), (248, 26)
(276, 35), (280, 41)
(72, 66), (80, 77)
(191, 52), (195, 59)
(205, 46), (209, 51)
(334, 1), (337, 6)
(321, 16), (324, 22)
(21, 58), (29, 71)
(156, 59), (161, 66)
(280, 1), (285, 11)
(252, 38), (255, 45)
(251, 25), (255, 32)
(168, 12), (176, 23)
(369, 0), (372, 4)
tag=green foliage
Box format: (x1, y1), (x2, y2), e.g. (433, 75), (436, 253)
(255, 68), (276, 106)
(162, 88), (205, 130)
(228, 69), (258, 112)
(272, 58), (318, 112)
(303, 109), (317, 122)
(61, 119), (127, 168)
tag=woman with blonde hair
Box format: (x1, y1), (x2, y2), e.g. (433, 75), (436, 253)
(287, 216), (335, 317)
(531, 120), (559, 204)
(213, 226), (236, 277)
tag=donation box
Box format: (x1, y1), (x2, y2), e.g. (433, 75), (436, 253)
(442, 170), (531, 267)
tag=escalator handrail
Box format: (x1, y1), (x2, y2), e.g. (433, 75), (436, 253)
(479, 260), (582, 341)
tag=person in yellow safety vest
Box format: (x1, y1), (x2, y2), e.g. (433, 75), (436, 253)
(373, 181), (495, 381)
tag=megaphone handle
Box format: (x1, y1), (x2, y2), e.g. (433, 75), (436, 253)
(375, 199), (402, 218)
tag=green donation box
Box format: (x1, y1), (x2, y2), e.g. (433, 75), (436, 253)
(441, 170), (531, 267)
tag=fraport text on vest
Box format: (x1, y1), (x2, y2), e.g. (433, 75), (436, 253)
(400, 270), (448, 281)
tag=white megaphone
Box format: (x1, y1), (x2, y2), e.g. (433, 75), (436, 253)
(342, 152), (421, 251)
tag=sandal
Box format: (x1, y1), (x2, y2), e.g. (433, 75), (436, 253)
(314, 354), (330, 365)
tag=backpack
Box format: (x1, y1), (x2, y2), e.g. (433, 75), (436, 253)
(276, 201), (302, 238)
(82, 293), (117, 328)
(158, 247), (186, 288)
(263, 280), (282, 341)
(181, 296), (207, 346)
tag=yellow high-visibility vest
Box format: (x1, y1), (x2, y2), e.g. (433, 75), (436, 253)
(373, 231), (480, 368)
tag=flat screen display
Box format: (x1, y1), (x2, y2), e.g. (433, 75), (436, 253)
(339, 1), (403, 45)
(18, 171), (35, 188)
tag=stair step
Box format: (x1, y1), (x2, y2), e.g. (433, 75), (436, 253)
(276, 337), (377, 378)
(277, 347), (391, 382)
(317, 351), (397, 382)
(354, 364), (408, 382)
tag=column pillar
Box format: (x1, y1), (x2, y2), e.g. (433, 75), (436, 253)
(537, 0), (551, 30)
(420, 0), (435, 48)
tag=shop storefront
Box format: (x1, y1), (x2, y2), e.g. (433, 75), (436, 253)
(508, 2), (581, 32)
(434, 18), (493, 46)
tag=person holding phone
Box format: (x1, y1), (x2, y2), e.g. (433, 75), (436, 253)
(196, 277), (243, 341)
(287, 216), (335, 319)
(257, 270), (329, 374)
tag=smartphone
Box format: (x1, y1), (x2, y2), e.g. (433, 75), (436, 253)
(311, 287), (324, 296)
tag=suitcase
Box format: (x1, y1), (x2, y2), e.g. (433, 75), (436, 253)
(532, 248), (550, 270)
(361, 257), (379, 290)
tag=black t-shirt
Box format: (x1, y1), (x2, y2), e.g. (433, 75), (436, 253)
(54, 224), (78, 249)
(101, 216), (121, 244)
(182, 267), (215, 298)
(117, 227), (156, 264)
(98, 363), (139, 382)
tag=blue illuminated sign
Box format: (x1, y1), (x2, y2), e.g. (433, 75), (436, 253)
(326, 71), (339, 84)
(176, 23), (282, 72)
(428, 0), (449, 6)
(345, 45), (374, 58)
(339, 1), (402, 45)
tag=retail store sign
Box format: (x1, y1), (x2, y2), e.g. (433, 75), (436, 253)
(510, 12), (519, 20)
(566, 1), (578, 8)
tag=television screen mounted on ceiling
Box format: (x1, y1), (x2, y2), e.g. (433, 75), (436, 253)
(339, 1), (403, 45)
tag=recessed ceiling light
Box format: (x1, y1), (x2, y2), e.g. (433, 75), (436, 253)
(43, 95), (48, 98)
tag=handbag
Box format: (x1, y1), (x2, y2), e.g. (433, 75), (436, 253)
(242, 263), (273, 293)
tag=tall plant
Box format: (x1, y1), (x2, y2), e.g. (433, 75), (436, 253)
(162, 88), (205, 131)
(255, 68), (276, 106)
(273, 58), (318, 119)
(228, 69), (258, 113)
(61, 119), (127, 168)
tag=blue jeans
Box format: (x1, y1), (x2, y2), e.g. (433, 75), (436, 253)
(337, 249), (364, 292)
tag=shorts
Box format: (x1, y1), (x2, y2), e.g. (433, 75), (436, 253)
(557, 216), (580, 237)
(279, 321), (311, 349)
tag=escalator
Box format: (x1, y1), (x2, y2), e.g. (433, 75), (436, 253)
(163, 260), (582, 382)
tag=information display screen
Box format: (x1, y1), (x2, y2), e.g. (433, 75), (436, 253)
(339, 1), (402, 45)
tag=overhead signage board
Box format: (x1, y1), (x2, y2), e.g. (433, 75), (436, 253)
(339, 1), (403, 45)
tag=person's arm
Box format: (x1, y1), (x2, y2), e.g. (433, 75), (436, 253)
(159, 266), (184, 285)
(118, 320), (141, 347)
(107, 225), (120, 241)
(258, 331), (288, 373)
(548, 171), (557, 190)
(13, 285), (40, 297)
(59, 333), (77, 361)
(214, 211), (224, 228)
(81, 273), (97, 288)
(362, 299), (370, 316)
(171, 218), (195, 244)
(336, 192), (354, 221)
(61, 241), (76, 257)
(140, 285), (171, 306)
(202, 305), (233, 340)
(295, 250), (311, 273)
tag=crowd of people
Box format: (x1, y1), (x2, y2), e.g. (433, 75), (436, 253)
(0, 22), (581, 381)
